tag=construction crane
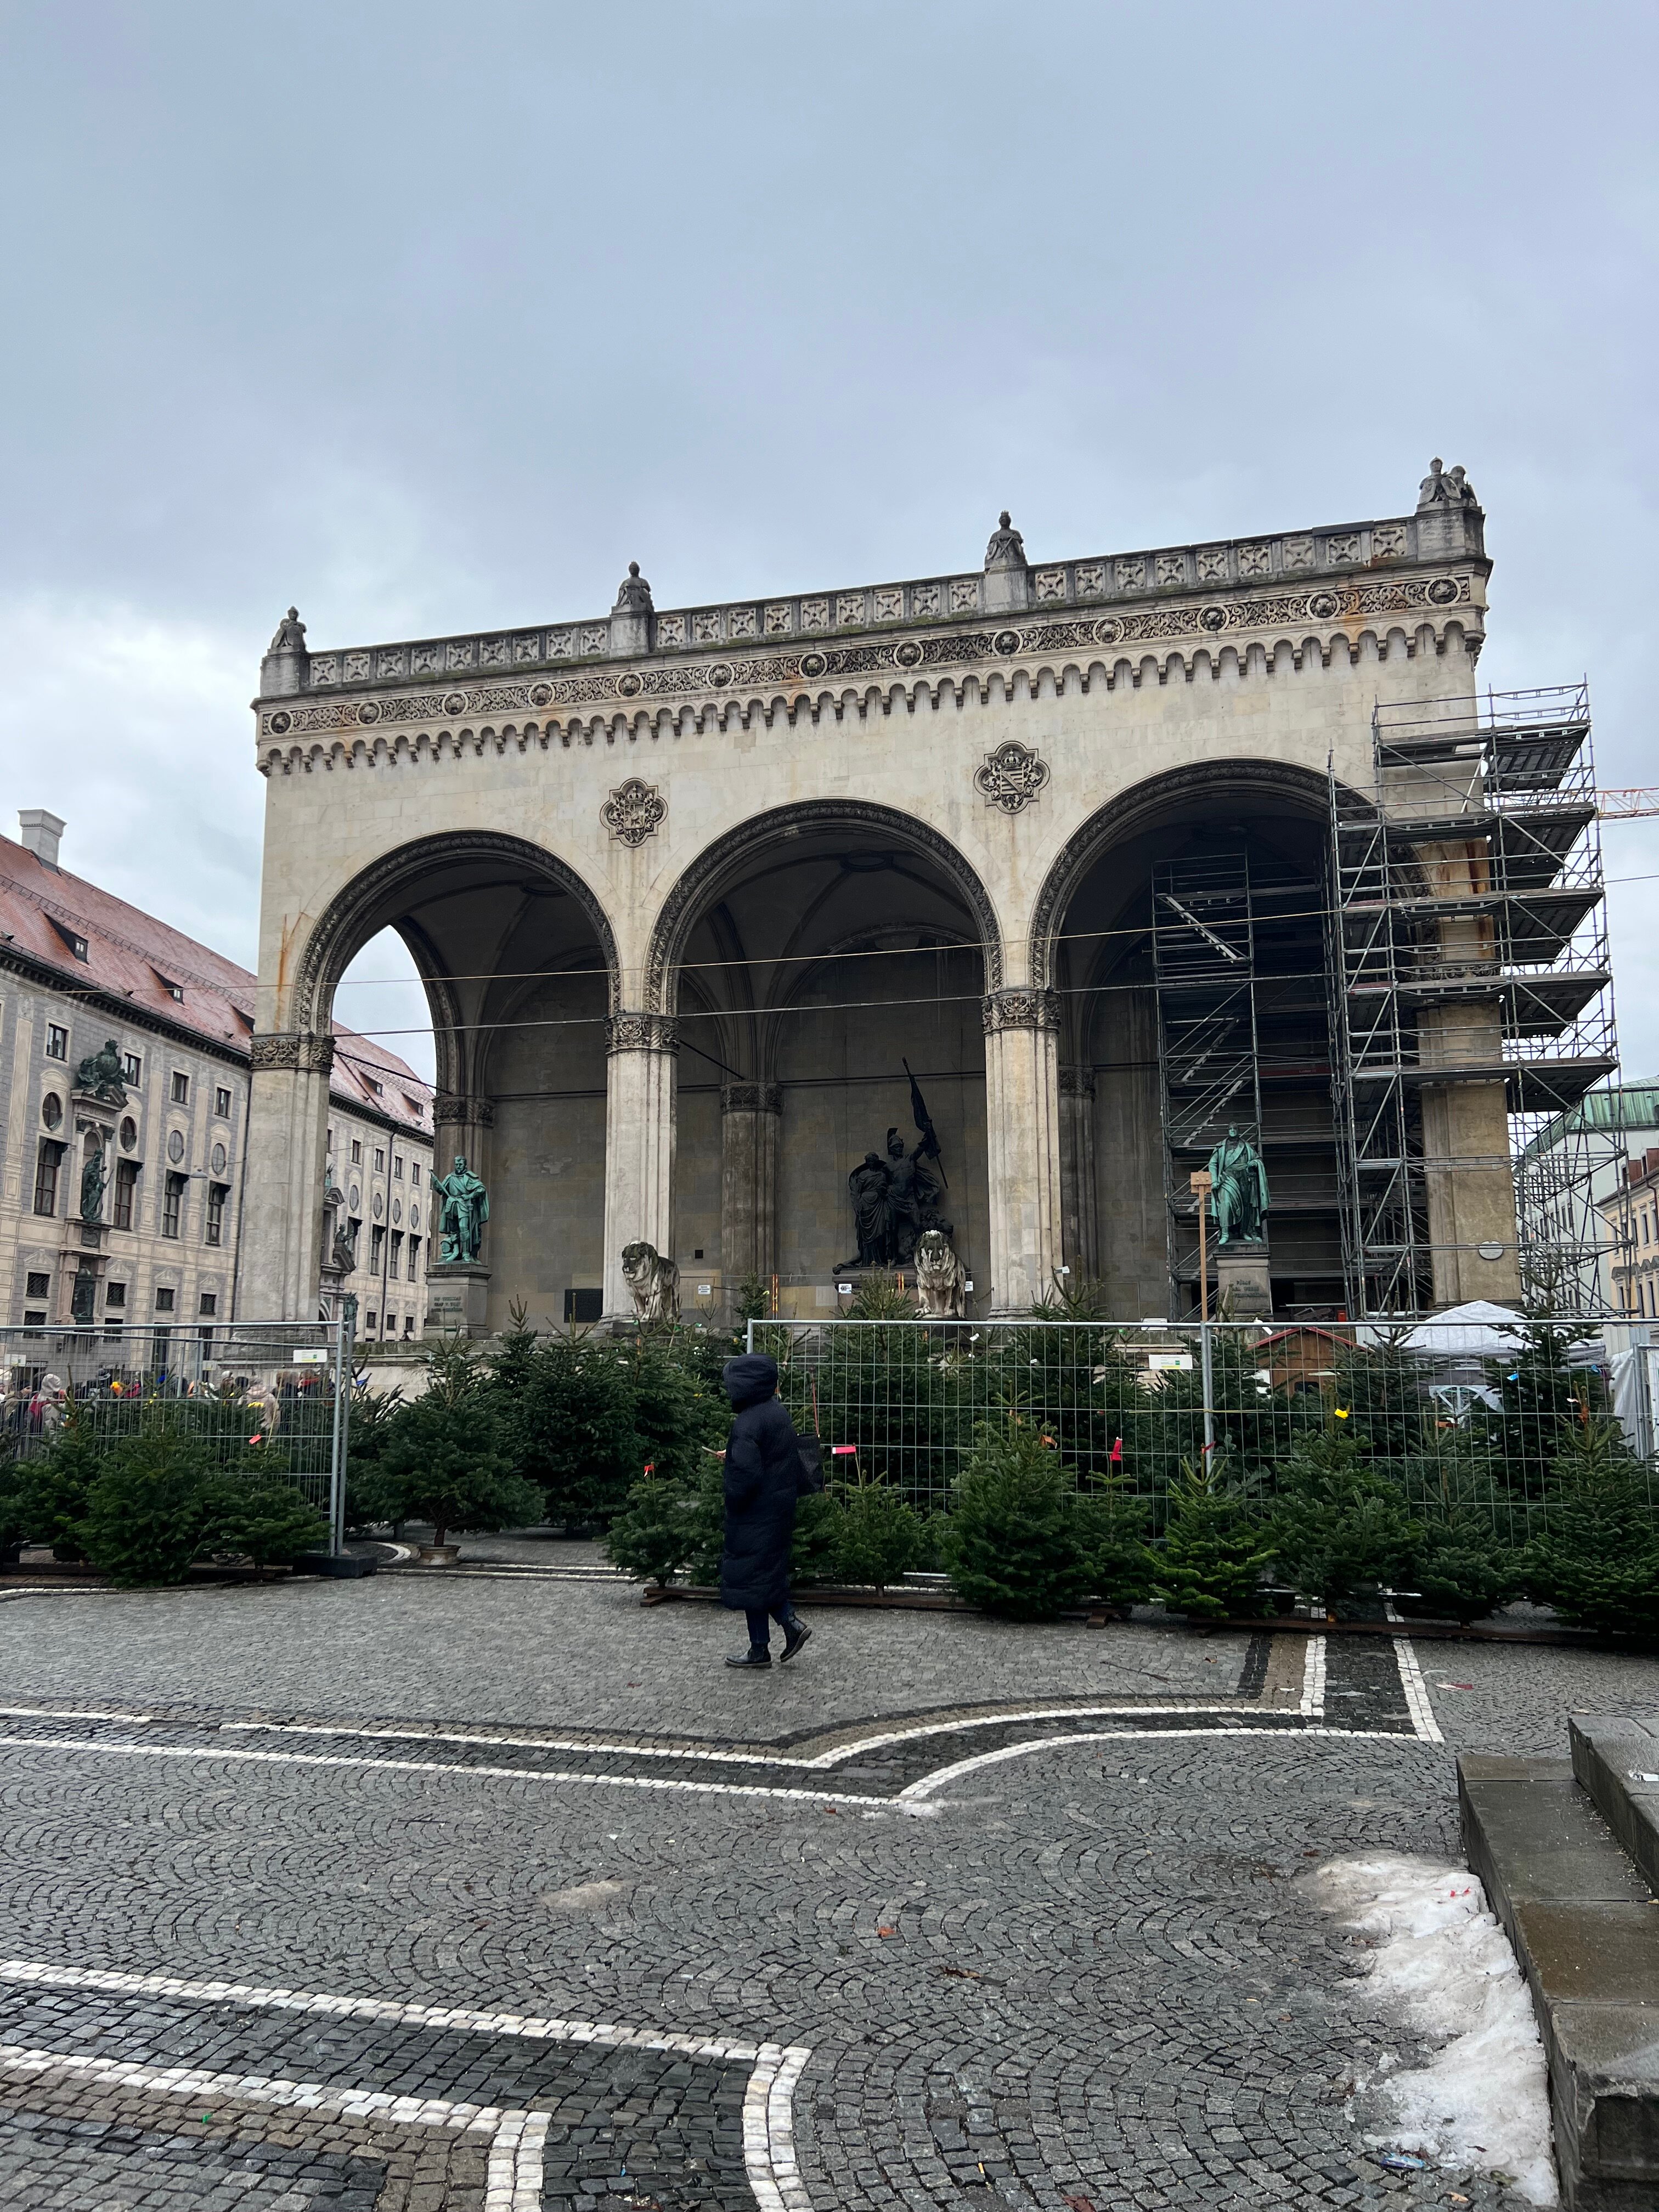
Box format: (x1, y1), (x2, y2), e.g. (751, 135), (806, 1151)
(1599, 789), (1659, 820)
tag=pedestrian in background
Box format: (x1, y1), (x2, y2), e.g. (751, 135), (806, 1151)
(719, 1352), (811, 1668)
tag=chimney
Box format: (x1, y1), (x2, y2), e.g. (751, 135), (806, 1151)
(18, 809), (64, 868)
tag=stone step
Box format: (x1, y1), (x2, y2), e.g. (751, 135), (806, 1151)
(1459, 1751), (1659, 2210)
(1570, 1714), (1659, 1897)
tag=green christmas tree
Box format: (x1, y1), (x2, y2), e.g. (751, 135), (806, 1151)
(1527, 1417), (1659, 1634)
(1152, 1455), (1272, 1621)
(941, 1419), (1093, 1621)
(1267, 1424), (1420, 1612)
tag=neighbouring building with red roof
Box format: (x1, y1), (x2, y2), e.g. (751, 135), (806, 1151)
(0, 811), (432, 1345)
(1600, 1147), (1659, 1321)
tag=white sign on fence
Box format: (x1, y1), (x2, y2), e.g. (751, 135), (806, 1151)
(291, 1348), (330, 1365)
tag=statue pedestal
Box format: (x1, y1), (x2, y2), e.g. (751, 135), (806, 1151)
(1214, 1242), (1272, 1321)
(426, 1262), (490, 1338)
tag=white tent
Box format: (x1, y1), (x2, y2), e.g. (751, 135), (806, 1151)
(1400, 1300), (1527, 1358)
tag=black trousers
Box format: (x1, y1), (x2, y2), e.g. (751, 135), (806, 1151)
(744, 1600), (795, 1649)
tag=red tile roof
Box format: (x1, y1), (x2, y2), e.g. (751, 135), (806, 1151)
(0, 834), (431, 1138)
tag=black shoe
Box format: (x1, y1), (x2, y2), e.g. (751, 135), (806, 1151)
(725, 1648), (771, 1668)
(780, 1619), (812, 1663)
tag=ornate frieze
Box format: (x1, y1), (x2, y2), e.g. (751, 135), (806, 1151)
(250, 1031), (335, 1074)
(721, 1082), (782, 1114)
(982, 989), (1061, 1035)
(601, 777), (667, 847)
(259, 570), (1479, 741)
(607, 1011), (679, 1054)
(974, 740), (1051, 815)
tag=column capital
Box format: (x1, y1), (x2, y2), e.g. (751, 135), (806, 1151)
(434, 1091), (495, 1127)
(1057, 1064), (1096, 1097)
(250, 1030), (335, 1074)
(981, 988), (1060, 1035)
(607, 1010), (679, 1054)
(721, 1081), (782, 1115)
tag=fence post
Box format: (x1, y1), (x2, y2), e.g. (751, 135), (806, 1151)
(330, 1295), (357, 1556)
(1200, 1319), (1216, 1460)
(746, 1317), (754, 1356)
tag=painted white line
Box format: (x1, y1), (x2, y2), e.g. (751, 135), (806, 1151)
(213, 1700), (1259, 1771)
(1299, 1635), (1327, 1717)
(0, 2041), (548, 2205)
(896, 1724), (1437, 1801)
(0, 1705), (158, 1725)
(1391, 1634), (1444, 1743)
(0, 1731), (929, 1813)
(0, 1961), (811, 2212)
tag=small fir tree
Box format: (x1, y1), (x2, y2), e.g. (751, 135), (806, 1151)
(14, 1395), (103, 1554)
(1267, 1425), (1420, 1611)
(605, 1460), (703, 1587)
(941, 1420), (1092, 1621)
(1526, 1417), (1659, 1633)
(1400, 1447), (1520, 1624)
(219, 1476), (329, 1578)
(80, 1425), (233, 1587)
(832, 1470), (924, 1590)
(1152, 1455), (1273, 1621)
(379, 1339), (542, 1548)
(1073, 1482), (1153, 1609)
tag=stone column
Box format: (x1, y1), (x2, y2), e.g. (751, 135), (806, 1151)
(1057, 1065), (1098, 1284)
(1412, 838), (1523, 1305)
(983, 989), (1063, 1314)
(602, 1012), (678, 1319)
(239, 1031), (334, 1319)
(721, 1082), (781, 1288)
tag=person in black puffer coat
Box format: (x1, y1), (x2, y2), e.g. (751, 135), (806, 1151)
(720, 1353), (812, 1669)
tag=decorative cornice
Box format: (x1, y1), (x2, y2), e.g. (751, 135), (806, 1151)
(434, 1092), (496, 1127)
(258, 568), (1480, 743)
(251, 1030), (335, 1074)
(721, 1081), (782, 1114)
(264, 504), (1485, 709)
(982, 988), (1061, 1035)
(607, 1011), (679, 1054)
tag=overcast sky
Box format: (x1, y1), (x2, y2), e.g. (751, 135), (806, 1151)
(1, 0), (1655, 1089)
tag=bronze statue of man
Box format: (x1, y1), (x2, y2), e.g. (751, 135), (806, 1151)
(433, 1153), (489, 1264)
(1205, 1125), (1269, 1245)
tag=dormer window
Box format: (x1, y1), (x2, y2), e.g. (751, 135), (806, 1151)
(153, 970), (184, 1002)
(50, 918), (88, 962)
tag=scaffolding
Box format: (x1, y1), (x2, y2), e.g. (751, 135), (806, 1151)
(1328, 682), (1622, 1317)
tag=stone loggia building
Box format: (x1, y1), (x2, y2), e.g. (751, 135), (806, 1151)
(243, 466), (1615, 1327)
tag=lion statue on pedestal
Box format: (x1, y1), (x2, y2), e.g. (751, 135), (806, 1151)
(621, 1240), (681, 1327)
(913, 1228), (967, 1319)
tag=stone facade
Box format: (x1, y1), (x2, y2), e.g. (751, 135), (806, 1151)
(0, 824), (431, 1347)
(241, 474), (1510, 1326)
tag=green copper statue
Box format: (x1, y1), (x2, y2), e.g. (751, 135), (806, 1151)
(75, 1038), (127, 1106)
(1205, 1125), (1269, 1245)
(80, 1141), (107, 1224)
(433, 1153), (489, 1263)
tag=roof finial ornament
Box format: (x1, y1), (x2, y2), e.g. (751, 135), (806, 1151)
(984, 510), (1026, 573)
(613, 561), (654, 614)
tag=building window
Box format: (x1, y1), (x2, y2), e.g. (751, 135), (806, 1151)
(365, 1311), (378, 1334)
(33, 1141), (64, 1216)
(123, 1051), (142, 1084)
(205, 1182), (228, 1245)
(170, 1070), (190, 1105)
(390, 1232), (404, 1287)
(326, 1125), (336, 1153)
(393, 1155), (404, 1180)
(23, 1311), (46, 1329)
(105, 1282), (126, 1309)
(374, 1148), (386, 1174)
(155, 1286), (176, 1312)
(25, 1271), (50, 1300)
(411, 1163), (421, 1188)
(370, 1224), (385, 1272)
(348, 1217), (361, 1255)
(113, 1158), (140, 1231)
(162, 1171), (186, 1238)
(408, 1235), (421, 1280)
(351, 1138), (362, 1165)
(215, 1087), (232, 1118)
(199, 1292), (217, 1317)
(46, 1024), (67, 1061)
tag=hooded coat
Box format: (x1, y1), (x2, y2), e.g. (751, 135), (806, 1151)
(719, 1353), (798, 1611)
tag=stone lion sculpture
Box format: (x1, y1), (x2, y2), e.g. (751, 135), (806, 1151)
(914, 1228), (967, 1320)
(621, 1240), (680, 1327)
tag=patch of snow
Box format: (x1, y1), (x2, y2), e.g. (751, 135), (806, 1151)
(1312, 1853), (1557, 2207)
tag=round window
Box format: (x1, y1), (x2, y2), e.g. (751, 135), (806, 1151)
(373, 1192), (384, 1220)
(211, 1142), (227, 1176)
(167, 1129), (185, 1164)
(349, 1185), (360, 1211)
(120, 1115), (138, 1150)
(410, 1204), (419, 1229)
(41, 1093), (63, 1130)
(392, 1198), (402, 1225)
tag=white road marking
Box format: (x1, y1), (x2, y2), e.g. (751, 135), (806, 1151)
(1391, 1635), (1444, 1743)
(1300, 1635), (1327, 1717)
(896, 1724), (1437, 1801)
(0, 1960), (811, 2212)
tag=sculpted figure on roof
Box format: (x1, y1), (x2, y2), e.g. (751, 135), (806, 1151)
(983, 510), (1027, 572)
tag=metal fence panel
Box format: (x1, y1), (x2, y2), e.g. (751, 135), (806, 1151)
(1, 1311), (352, 1544)
(748, 1314), (1648, 1540)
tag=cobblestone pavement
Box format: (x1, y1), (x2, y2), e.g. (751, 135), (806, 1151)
(3, 1557), (1656, 2210)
